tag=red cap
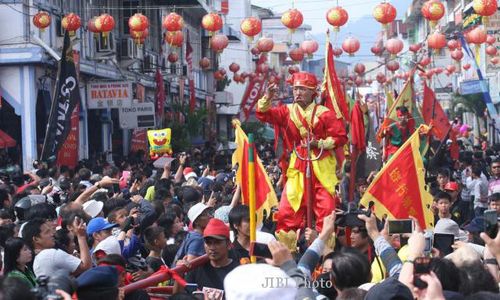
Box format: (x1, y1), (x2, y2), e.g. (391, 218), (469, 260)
(444, 181), (459, 191)
(203, 218), (230, 240)
(291, 72), (318, 89)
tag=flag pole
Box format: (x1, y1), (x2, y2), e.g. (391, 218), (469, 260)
(248, 133), (257, 263)
(424, 82), (436, 182)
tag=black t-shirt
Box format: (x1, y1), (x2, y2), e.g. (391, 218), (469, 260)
(185, 259), (239, 292)
(145, 256), (163, 272)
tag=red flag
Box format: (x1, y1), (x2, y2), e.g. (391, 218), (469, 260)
(422, 82), (450, 141)
(361, 126), (434, 229)
(321, 37), (349, 121)
(155, 69), (166, 125)
(56, 105), (79, 168)
(350, 100), (366, 152)
(186, 31), (196, 112)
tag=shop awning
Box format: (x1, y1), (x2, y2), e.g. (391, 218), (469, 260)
(0, 130), (16, 148)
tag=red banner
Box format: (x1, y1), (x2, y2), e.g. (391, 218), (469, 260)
(56, 105), (79, 168)
(240, 76), (267, 121)
(130, 129), (148, 153)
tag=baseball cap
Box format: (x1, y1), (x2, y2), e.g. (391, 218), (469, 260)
(87, 217), (118, 236)
(203, 218), (230, 240)
(77, 266), (118, 290)
(463, 217), (485, 233)
(444, 182), (459, 191)
(434, 218), (467, 241)
(183, 167), (197, 181)
(187, 202), (209, 224)
(83, 200), (104, 218)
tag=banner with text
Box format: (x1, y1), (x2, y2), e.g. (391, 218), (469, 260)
(87, 82), (132, 109)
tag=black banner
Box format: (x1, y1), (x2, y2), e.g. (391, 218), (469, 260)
(40, 31), (80, 162)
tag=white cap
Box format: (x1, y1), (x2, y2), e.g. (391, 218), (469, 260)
(94, 235), (121, 256)
(224, 264), (297, 300)
(188, 202), (209, 223)
(83, 200), (104, 218)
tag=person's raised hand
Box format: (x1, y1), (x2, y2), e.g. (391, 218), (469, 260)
(407, 231), (425, 260)
(130, 194), (143, 204)
(73, 217), (87, 238)
(480, 230), (500, 260)
(412, 271), (445, 300)
(358, 212), (380, 240)
(98, 176), (119, 188)
(266, 83), (278, 100)
(179, 153), (187, 166)
(319, 210), (336, 241)
(304, 227), (318, 243)
(268, 241), (293, 267)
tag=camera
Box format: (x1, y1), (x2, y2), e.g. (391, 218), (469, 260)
(31, 273), (76, 300)
(336, 209), (371, 228)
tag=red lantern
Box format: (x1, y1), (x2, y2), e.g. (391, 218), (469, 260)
(281, 9), (303, 32)
(463, 63), (471, 70)
(387, 61), (400, 72)
(434, 67), (443, 74)
(240, 17), (262, 40)
(210, 34), (229, 53)
(421, 0), (445, 28)
(219, 69), (227, 76)
(241, 72), (249, 79)
(491, 57), (500, 65)
(288, 66), (299, 74)
(376, 72), (386, 84)
(163, 12), (184, 32)
(165, 31), (183, 47)
(33, 11), (51, 32)
(202, 13), (223, 35)
(409, 44), (421, 52)
(386, 38), (404, 57)
(355, 76), (364, 86)
(95, 13), (115, 38)
(451, 49), (464, 61)
(354, 63), (366, 75)
(342, 37), (360, 56)
(333, 47), (343, 57)
(61, 13), (81, 35)
(447, 40), (459, 50)
(289, 47), (305, 62)
(129, 13), (149, 32)
(427, 32), (446, 53)
(233, 73), (243, 84)
(326, 6), (349, 31)
(473, 0), (498, 23)
(256, 37), (274, 53)
(467, 27), (487, 45)
(229, 63), (240, 73)
(446, 65), (456, 73)
(199, 57), (210, 70)
(426, 69), (434, 78)
(168, 52), (179, 63)
(486, 45), (498, 56)
(301, 40), (319, 58)
(371, 45), (384, 56)
(486, 34), (496, 45)
(419, 56), (431, 66)
(87, 17), (99, 36)
(373, 2), (397, 28)
(367, 78), (373, 84)
(214, 70), (225, 81)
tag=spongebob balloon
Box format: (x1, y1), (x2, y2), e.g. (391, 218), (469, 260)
(147, 128), (172, 159)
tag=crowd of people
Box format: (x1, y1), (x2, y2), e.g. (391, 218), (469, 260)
(0, 135), (498, 300)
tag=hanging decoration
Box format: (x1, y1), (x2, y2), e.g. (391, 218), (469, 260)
(333, 47), (343, 57)
(301, 40), (319, 58)
(463, 63), (471, 70)
(199, 57), (211, 70)
(386, 60), (400, 72)
(129, 13), (149, 32)
(95, 13), (115, 38)
(354, 63), (366, 75)
(256, 37), (274, 53)
(371, 45), (384, 56)
(419, 56), (431, 67)
(289, 47), (305, 63)
(409, 44), (421, 53)
(421, 0), (445, 29)
(326, 6), (348, 32)
(466, 26), (487, 47)
(281, 8), (304, 33)
(385, 37), (404, 58)
(61, 13), (81, 35)
(447, 39), (459, 50)
(486, 45), (497, 56)
(163, 12), (184, 32)
(240, 17), (262, 41)
(210, 34), (229, 53)
(373, 2), (397, 30)
(87, 17), (100, 38)
(427, 31), (446, 54)
(486, 34), (496, 45)
(472, 0), (498, 24)
(33, 11), (51, 32)
(342, 37), (360, 56)
(202, 13), (223, 36)
(131, 28), (149, 45)
(229, 63), (240, 73)
(165, 30), (183, 47)
(168, 52), (179, 63)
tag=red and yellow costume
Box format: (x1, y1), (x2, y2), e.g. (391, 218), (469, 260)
(256, 72), (347, 232)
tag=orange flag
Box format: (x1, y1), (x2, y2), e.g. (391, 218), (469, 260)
(361, 125), (434, 229)
(232, 120), (278, 225)
(422, 82), (451, 141)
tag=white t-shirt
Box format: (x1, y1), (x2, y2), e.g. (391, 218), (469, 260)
(34, 248), (81, 278)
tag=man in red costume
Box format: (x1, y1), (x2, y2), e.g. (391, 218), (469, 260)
(380, 106), (415, 161)
(256, 72), (347, 232)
